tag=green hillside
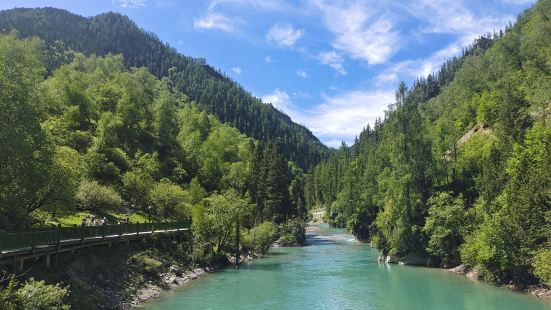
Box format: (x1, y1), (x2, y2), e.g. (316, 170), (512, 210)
(0, 7), (330, 169)
(309, 0), (551, 287)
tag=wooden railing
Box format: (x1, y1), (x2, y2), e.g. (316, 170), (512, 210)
(0, 221), (190, 253)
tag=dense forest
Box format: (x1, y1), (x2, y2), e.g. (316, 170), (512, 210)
(0, 7), (317, 308)
(0, 29), (309, 306)
(0, 7), (330, 170)
(1, 0), (551, 308)
(309, 0), (551, 288)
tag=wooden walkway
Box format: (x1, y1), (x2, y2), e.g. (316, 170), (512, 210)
(0, 221), (190, 272)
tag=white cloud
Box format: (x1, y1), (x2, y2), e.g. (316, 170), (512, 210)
(408, 0), (512, 38)
(231, 66), (242, 74)
(313, 1), (400, 65)
(318, 51), (346, 75)
(374, 0), (517, 87)
(266, 24), (305, 47)
(302, 89), (394, 145)
(262, 89), (293, 114)
(193, 12), (238, 33)
(374, 42), (462, 86)
(264, 56), (274, 63)
(263, 87), (394, 146)
(296, 69), (309, 78)
(113, 0), (146, 9)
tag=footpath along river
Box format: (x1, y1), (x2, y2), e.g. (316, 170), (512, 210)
(142, 224), (551, 309)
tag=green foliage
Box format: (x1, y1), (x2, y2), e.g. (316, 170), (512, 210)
(308, 0), (551, 286)
(128, 252), (163, 275)
(0, 276), (70, 310)
(0, 7), (330, 170)
(0, 275), (22, 309)
(278, 218), (306, 246)
(76, 180), (123, 212)
(423, 192), (466, 265)
(533, 249), (551, 286)
(16, 278), (70, 310)
(149, 179), (189, 219)
(194, 189), (251, 253)
(0, 34), (60, 229)
(242, 222), (277, 254)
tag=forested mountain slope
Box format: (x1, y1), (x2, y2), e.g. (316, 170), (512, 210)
(309, 0), (551, 288)
(0, 7), (329, 169)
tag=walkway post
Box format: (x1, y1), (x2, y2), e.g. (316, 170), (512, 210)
(80, 223), (85, 244)
(56, 224), (61, 268)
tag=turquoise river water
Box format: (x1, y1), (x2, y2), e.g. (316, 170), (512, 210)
(142, 224), (551, 310)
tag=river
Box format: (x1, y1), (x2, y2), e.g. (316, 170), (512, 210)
(142, 224), (550, 309)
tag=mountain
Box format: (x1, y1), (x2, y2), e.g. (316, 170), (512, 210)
(309, 0), (551, 287)
(0, 7), (330, 169)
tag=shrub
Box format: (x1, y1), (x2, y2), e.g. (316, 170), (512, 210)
(533, 249), (551, 286)
(0, 277), (70, 310)
(76, 179), (124, 212)
(277, 218), (305, 246)
(149, 179), (189, 219)
(242, 222), (277, 254)
(128, 252), (163, 275)
(16, 278), (70, 310)
(422, 192), (466, 265)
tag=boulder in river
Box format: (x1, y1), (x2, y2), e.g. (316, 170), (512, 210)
(399, 252), (429, 266)
(386, 255), (399, 264)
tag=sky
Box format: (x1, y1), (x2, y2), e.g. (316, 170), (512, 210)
(0, 0), (535, 147)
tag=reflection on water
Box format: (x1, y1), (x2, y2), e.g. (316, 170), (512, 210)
(143, 224), (551, 310)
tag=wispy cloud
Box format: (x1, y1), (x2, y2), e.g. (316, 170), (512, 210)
(296, 69), (308, 78)
(409, 0), (511, 37)
(312, 1), (400, 65)
(374, 0), (516, 86)
(318, 51), (346, 75)
(231, 66), (242, 74)
(266, 24), (305, 47)
(262, 89), (293, 113)
(113, 0), (146, 9)
(194, 12), (239, 33)
(263, 87), (394, 146)
(190, 0), (528, 146)
(302, 89), (394, 146)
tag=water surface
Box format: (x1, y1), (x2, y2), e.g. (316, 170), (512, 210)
(143, 224), (550, 309)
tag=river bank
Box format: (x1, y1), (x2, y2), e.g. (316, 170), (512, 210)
(132, 225), (307, 308)
(449, 264), (551, 303)
(141, 224), (551, 310)
(376, 252), (551, 304)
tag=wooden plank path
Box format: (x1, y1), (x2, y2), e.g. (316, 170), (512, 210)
(0, 221), (190, 272)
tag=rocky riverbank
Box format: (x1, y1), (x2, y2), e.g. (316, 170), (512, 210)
(129, 267), (207, 308)
(131, 247), (282, 308)
(449, 264), (551, 303)
(376, 254), (551, 303)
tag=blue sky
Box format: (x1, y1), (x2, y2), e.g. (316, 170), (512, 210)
(0, 0), (535, 147)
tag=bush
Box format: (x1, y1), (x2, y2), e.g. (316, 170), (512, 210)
(242, 222), (277, 254)
(277, 218), (305, 246)
(128, 252), (163, 275)
(76, 179), (124, 212)
(0, 276), (70, 310)
(422, 192), (466, 265)
(149, 179), (189, 219)
(16, 278), (70, 310)
(533, 249), (551, 286)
